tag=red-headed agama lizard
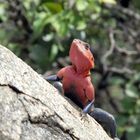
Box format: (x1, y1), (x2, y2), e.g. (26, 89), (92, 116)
(45, 39), (119, 140)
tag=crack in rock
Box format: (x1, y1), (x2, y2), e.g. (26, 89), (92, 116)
(18, 95), (78, 140)
(8, 84), (48, 107)
(0, 84), (77, 140)
(8, 84), (77, 139)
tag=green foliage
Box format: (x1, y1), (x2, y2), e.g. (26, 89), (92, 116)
(0, 0), (104, 70)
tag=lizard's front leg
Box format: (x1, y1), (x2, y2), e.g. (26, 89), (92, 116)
(44, 75), (64, 94)
(83, 100), (94, 114)
(44, 75), (60, 81)
(80, 100), (94, 122)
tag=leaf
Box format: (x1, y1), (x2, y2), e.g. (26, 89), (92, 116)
(50, 44), (59, 61)
(99, 0), (116, 4)
(23, 0), (40, 9)
(33, 12), (49, 38)
(0, 3), (7, 21)
(125, 89), (138, 98)
(133, 73), (140, 81)
(76, 21), (87, 30)
(58, 21), (69, 36)
(109, 77), (124, 85)
(43, 2), (63, 13)
(43, 33), (54, 42)
(121, 97), (135, 113)
(126, 126), (136, 133)
(76, 0), (88, 11)
(57, 45), (64, 52)
(125, 83), (139, 98)
(29, 45), (48, 65)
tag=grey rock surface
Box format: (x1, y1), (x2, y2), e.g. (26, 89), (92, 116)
(0, 45), (112, 140)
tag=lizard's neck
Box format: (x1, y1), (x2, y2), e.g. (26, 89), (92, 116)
(72, 65), (90, 77)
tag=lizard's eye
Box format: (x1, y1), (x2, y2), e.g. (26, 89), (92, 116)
(85, 44), (90, 50)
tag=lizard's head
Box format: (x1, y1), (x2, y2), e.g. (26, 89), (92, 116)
(69, 39), (94, 74)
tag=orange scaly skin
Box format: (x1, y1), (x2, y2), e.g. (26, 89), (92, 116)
(57, 39), (95, 109)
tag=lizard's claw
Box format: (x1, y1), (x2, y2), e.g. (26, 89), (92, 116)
(80, 112), (89, 123)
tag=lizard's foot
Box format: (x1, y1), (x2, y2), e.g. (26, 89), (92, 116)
(80, 112), (89, 123)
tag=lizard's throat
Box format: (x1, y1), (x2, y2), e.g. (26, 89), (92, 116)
(73, 65), (91, 77)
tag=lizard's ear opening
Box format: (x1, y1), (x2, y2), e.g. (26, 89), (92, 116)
(84, 43), (90, 50)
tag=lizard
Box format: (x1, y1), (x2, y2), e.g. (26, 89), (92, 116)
(45, 39), (119, 140)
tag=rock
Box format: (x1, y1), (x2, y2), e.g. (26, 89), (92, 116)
(0, 45), (112, 140)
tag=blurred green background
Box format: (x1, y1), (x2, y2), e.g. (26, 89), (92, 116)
(0, 0), (140, 139)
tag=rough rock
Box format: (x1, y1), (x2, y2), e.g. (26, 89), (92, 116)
(0, 45), (112, 140)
